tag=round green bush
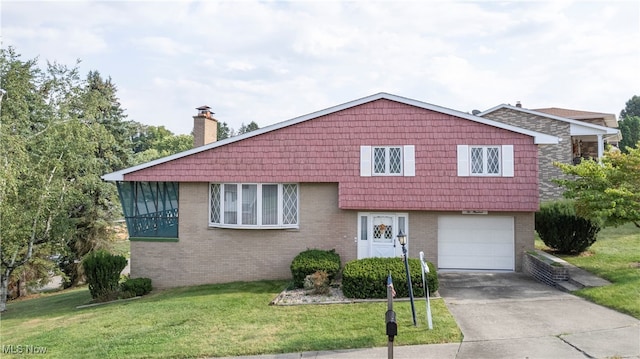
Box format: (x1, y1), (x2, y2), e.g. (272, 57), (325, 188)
(535, 200), (600, 254)
(342, 257), (438, 299)
(290, 249), (341, 288)
(121, 277), (153, 297)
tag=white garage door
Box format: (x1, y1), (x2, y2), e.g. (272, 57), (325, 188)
(438, 216), (514, 271)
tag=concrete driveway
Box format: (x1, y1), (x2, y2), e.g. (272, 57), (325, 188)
(439, 272), (640, 359)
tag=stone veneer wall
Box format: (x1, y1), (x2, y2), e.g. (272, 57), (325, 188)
(482, 108), (572, 201)
(523, 251), (569, 287)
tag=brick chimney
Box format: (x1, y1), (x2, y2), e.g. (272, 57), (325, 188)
(193, 105), (218, 147)
(516, 101), (522, 108)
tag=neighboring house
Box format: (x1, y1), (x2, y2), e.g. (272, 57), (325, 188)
(103, 93), (558, 288)
(479, 103), (620, 201)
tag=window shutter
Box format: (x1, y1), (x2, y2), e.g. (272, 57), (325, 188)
(502, 145), (514, 177)
(403, 145), (415, 176)
(360, 146), (372, 177)
(457, 145), (469, 176)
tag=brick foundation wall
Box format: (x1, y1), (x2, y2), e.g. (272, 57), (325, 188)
(130, 183), (357, 288)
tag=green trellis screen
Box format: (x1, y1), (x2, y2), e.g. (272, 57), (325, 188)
(116, 181), (179, 238)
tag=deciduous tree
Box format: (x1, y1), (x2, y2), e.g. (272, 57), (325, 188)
(1, 48), (84, 309)
(130, 124), (192, 165)
(618, 116), (640, 153)
(238, 121), (259, 135)
(0, 48), (132, 309)
(555, 145), (640, 228)
(619, 95), (640, 153)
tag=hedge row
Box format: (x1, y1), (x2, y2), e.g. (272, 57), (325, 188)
(342, 257), (438, 299)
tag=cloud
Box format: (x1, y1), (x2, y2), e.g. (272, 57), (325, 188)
(2, 1), (638, 134)
(130, 36), (193, 56)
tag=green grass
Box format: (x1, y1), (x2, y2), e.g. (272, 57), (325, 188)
(537, 223), (640, 319)
(1, 281), (461, 358)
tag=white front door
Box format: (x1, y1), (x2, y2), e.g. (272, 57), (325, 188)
(371, 215), (395, 257)
(357, 213), (408, 259)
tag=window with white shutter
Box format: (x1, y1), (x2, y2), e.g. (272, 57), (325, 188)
(360, 145), (415, 177)
(457, 145), (514, 177)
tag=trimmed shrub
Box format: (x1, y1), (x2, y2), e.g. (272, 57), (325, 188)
(342, 257), (438, 299)
(82, 250), (128, 301)
(290, 249), (341, 288)
(303, 270), (330, 295)
(121, 277), (153, 297)
(535, 200), (601, 254)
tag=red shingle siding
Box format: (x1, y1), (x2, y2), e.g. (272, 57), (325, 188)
(125, 99), (539, 211)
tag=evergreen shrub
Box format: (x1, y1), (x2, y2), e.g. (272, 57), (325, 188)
(290, 249), (341, 288)
(535, 200), (600, 254)
(342, 257), (438, 299)
(121, 277), (152, 297)
(82, 250), (127, 301)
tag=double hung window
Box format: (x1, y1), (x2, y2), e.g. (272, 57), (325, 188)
(470, 146), (501, 175)
(360, 145), (415, 177)
(373, 147), (403, 175)
(457, 145), (514, 177)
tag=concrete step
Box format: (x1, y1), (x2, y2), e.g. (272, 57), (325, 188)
(566, 266), (611, 288)
(556, 280), (583, 292)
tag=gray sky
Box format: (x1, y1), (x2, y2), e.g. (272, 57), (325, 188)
(3, 1), (639, 135)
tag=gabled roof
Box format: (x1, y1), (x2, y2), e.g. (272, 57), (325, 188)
(103, 93), (560, 181)
(533, 107), (618, 128)
(478, 104), (620, 137)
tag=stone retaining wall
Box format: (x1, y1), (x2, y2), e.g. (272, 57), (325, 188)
(523, 250), (569, 287)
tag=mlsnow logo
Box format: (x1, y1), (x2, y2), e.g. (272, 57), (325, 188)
(2, 344), (48, 354)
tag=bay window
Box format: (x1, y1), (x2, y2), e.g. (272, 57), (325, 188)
(210, 183), (298, 228)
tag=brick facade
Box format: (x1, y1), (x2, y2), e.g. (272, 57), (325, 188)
(131, 182), (534, 288)
(481, 107), (571, 201)
(131, 183), (357, 288)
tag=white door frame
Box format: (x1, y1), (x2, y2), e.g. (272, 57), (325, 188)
(357, 212), (408, 259)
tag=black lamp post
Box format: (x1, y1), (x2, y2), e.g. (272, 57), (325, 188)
(397, 229), (417, 326)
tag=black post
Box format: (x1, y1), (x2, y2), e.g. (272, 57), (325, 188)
(386, 273), (397, 359)
(401, 244), (417, 326)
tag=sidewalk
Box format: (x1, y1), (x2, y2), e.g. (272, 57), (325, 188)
(218, 343), (461, 359)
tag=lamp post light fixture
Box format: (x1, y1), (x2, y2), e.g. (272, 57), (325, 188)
(397, 229), (417, 326)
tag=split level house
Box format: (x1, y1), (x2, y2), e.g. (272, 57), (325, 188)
(103, 93), (568, 288)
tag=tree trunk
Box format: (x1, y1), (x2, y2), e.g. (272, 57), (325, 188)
(1, 268), (13, 312)
(18, 272), (29, 298)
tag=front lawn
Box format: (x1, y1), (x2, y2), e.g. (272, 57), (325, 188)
(537, 223), (640, 319)
(0, 281), (461, 358)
